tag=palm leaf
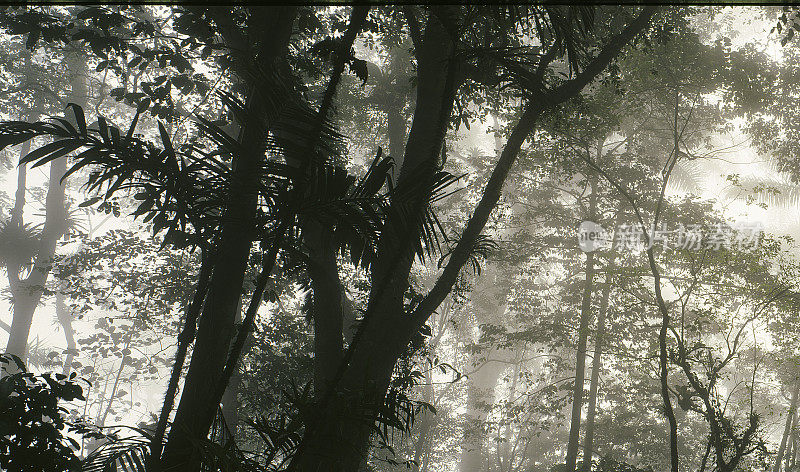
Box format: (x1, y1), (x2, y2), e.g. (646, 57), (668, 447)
(81, 430), (152, 472)
(734, 174), (800, 209)
(0, 220), (41, 268)
(388, 163), (463, 262)
(667, 159), (704, 194)
(438, 233), (499, 276)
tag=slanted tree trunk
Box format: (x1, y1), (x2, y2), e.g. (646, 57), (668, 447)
(789, 413), (800, 472)
(289, 8), (656, 471)
(162, 106), (261, 468)
(220, 298), (244, 436)
(290, 9), (463, 472)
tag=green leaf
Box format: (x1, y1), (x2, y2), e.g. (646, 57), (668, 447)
(158, 121), (174, 159)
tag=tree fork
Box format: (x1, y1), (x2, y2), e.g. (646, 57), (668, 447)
(293, 6), (658, 472)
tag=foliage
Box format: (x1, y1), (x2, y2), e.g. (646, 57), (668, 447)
(0, 354), (87, 472)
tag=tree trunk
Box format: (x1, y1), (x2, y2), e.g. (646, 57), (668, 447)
(289, 9), (462, 472)
(565, 250), (595, 471)
(459, 356), (505, 472)
(4, 104), (36, 364)
(499, 350), (523, 471)
(220, 362), (241, 438)
(56, 287), (77, 376)
(220, 299), (243, 436)
(387, 105), (406, 173)
(342, 288), (358, 345)
(162, 130), (260, 468)
(5, 49), (85, 363)
(776, 383), (800, 472)
(566, 174), (598, 472)
(792, 423), (799, 471)
(789, 412), (800, 472)
(288, 8), (656, 472)
(161, 7), (298, 470)
(412, 375), (436, 471)
(581, 269), (612, 472)
(384, 40), (410, 180)
(5, 289), (39, 363)
(306, 221), (344, 398)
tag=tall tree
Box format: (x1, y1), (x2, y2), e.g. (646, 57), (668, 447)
(581, 265), (614, 472)
(4, 47), (87, 364)
(289, 6), (658, 471)
(564, 174), (599, 472)
(158, 6), (301, 470)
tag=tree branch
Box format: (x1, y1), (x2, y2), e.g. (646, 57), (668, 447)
(409, 5), (658, 330)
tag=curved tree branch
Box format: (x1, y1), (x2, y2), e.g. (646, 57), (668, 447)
(409, 5), (658, 330)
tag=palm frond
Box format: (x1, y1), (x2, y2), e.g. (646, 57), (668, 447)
(81, 429), (152, 472)
(0, 104), (219, 250)
(542, 5), (595, 73)
(725, 174), (800, 209)
(222, 64), (345, 170)
(248, 415), (303, 470)
(461, 5), (597, 91)
(0, 55), (349, 254)
(296, 149), (395, 268)
(388, 164), (463, 262)
(667, 159), (705, 194)
(438, 233), (498, 276)
(0, 219), (40, 268)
